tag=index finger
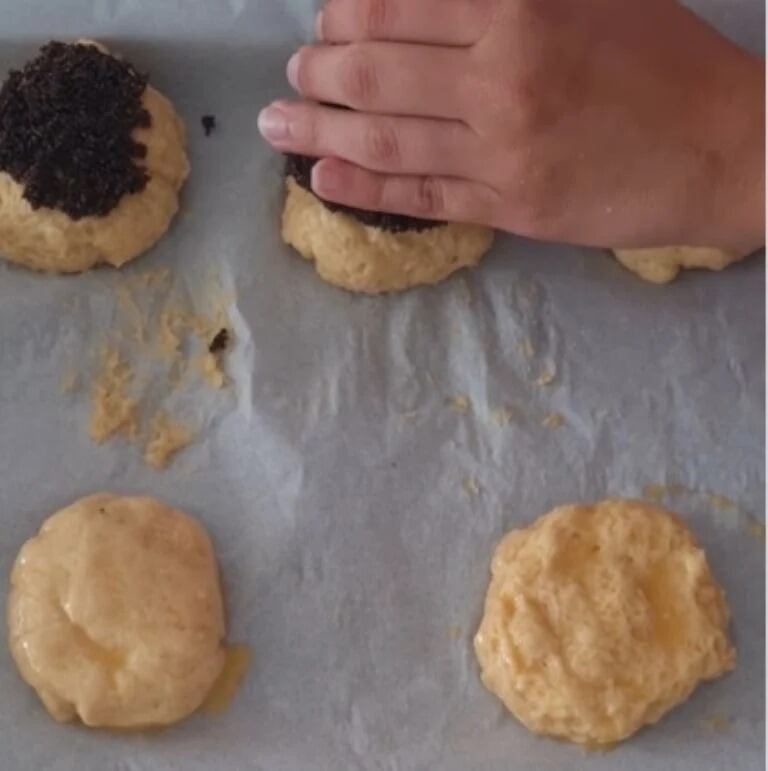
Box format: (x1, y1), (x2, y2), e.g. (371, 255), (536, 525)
(317, 0), (495, 46)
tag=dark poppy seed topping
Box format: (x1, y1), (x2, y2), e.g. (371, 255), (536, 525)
(0, 41), (151, 220)
(285, 153), (441, 234)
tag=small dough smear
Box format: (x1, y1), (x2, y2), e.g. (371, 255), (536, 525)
(474, 499), (735, 746)
(612, 246), (749, 284)
(7, 494), (226, 728)
(144, 410), (194, 470)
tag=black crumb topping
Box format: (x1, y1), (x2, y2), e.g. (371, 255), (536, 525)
(201, 114), (217, 136)
(209, 328), (229, 354)
(285, 153), (441, 234)
(0, 41), (151, 220)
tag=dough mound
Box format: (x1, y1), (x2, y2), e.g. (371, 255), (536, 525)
(613, 246), (748, 284)
(0, 43), (189, 273)
(474, 499), (735, 746)
(7, 493), (226, 728)
(281, 177), (494, 293)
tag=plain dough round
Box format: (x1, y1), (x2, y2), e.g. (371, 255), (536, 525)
(612, 246), (748, 284)
(0, 41), (189, 273)
(7, 493), (226, 728)
(281, 177), (494, 293)
(474, 499), (735, 746)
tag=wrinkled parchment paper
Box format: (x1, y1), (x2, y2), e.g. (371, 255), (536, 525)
(0, 2), (764, 769)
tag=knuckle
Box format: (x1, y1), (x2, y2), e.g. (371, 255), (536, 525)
(292, 46), (314, 93)
(506, 70), (564, 134)
(360, 0), (394, 38)
(302, 108), (320, 148)
(413, 176), (445, 217)
(506, 159), (564, 234)
(364, 121), (401, 167)
(341, 46), (379, 107)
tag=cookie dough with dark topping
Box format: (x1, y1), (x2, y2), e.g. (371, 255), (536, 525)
(285, 153), (440, 234)
(0, 41), (150, 219)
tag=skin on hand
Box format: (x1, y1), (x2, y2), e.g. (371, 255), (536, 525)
(259, 0), (765, 252)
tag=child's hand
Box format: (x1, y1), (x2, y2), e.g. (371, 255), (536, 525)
(259, 0), (764, 252)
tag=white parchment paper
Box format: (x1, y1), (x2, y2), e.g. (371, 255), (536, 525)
(0, 2), (764, 769)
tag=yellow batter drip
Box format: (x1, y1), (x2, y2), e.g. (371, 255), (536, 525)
(202, 645), (251, 715)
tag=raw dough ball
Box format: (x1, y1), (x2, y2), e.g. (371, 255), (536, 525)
(7, 493), (226, 728)
(281, 177), (494, 293)
(613, 246), (748, 284)
(474, 499), (735, 746)
(0, 41), (189, 273)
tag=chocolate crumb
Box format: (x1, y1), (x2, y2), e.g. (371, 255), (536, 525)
(209, 329), (229, 354)
(201, 115), (216, 136)
(285, 153), (441, 234)
(0, 41), (150, 220)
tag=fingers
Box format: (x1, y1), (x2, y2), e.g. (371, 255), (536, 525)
(287, 43), (470, 120)
(258, 100), (479, 178)
(317, 0), (495, 46)
(310, 157), (500, 226)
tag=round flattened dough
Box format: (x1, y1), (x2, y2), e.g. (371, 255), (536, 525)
(0, 43), (189, 273)
(7, 493), (226, 728)
(612, 246), (748, 284)
(281, 177), (494, 293)
(474, 499), (735, 746)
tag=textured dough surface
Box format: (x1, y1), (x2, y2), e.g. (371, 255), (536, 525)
(474, 499), (735, 746)
(0, 44), (189, 273)
(281, 177), (494, 293)
(8, 493), (226, 728)
(613, 246), (747, 284)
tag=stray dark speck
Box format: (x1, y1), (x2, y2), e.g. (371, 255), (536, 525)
(202, 115), (217, 137)
(209, 328), (229, 353)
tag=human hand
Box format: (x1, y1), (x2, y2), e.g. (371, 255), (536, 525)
(259, 0), (765, 252)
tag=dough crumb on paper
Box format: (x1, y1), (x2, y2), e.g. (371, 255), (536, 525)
(89, 346), (138, 443)
(448, 625), (463, 641)
(535, 369), (556, 387)
(643, 484), (666, 503)
(59, 369), (80, 395)
(195, 351), (227, 390)
(447, 394), (471, 413)
(463, 477), (480, 497)
(144, 411), (194, 470)
(642, 483), (691, 502)
(489, 406), (517, 427)
(519, 338), (535, 359)
(542, 411), (565, 429)
(706, 493), (739, 512)
(115, 283), (147, 344)
(642, 484), (764, 542)
(704, 714), (731, 732)
(746, 517), (766, 542)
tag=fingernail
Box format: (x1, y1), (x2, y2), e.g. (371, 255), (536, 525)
(314, 10), (324, 40)
(258, 106), (289, 142)
(312, 162), (340, 196)
(287, 52), (301, 90)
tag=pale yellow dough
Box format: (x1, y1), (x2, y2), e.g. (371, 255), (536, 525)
(281, 177), (494, 293)
(613, 246), (748, 284)
(474, 499), (735, 746)
(0, 41), (189, 273)
(7, 494), (226, 728)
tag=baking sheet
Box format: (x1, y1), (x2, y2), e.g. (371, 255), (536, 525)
(0, 1), (764, 769)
